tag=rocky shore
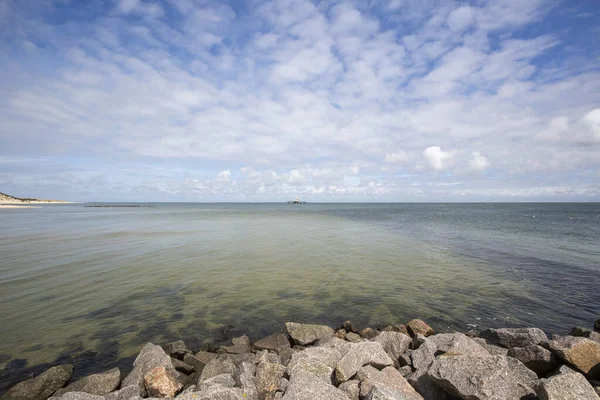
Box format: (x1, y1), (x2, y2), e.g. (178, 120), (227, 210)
(2, 318), (600, 400)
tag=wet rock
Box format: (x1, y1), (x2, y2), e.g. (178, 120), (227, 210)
(171, 358), (194, 375)
(428, 355), (538, 400)
(428, 333), (490, 357)
(345, 332), (362, 343)
(284, 322), (334, 345)
(572, 326), (594, 337)
(547, 335), (600, 378)
(360, 328), (379, 340)
(338, 380), (360, 400)
(122, 343), (176, 396)
(508, 345), (558, 377)
(342, 321), (358, 333)
(255, 362), (286, 400)
(536, 371), (599, 400)
(254, 334), (291, 353)
(54, 367), (120, 396)
(199, 374), (236, 391)
(335, 342), (394, 383)
(234, 362), (258, 400)
(2, 364), (73, 400)
(143, 366), (183, 398)
(357, 366), (423, 400)
(479, 327), (548, 349)
(406, 320), (434, 337)
(595, 319), (600, 333)
(163, 341), (189, 359)
(282, 369), (350, 400)
(103, 385), (139, 400)
(372, 332), (412, 366)
(471, 338), (509, 356)
(199, 358), (236, 383)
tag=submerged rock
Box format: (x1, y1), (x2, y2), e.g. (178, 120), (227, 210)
(335, 342), (394, 383)
(536, 371), (599, 400)
(479, 327), (547, 349)
(54, 367), (120, 397)
(406, 320), (434, 337)
(284, 322), (334, 346)
(2, 364), (73, 400)
(547, 336), (600, 379)
(427, 355), (538, 400)
(508, 345), (558, 377)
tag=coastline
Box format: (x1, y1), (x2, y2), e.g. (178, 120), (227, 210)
(2, 318), (599, 400)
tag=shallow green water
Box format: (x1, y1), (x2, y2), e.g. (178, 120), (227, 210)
(0, 203), (598, 387)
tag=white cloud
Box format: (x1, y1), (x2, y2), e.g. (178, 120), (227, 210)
(469, 152), (490, 172)
(384, 151), (409, 164)
(423, 147), (456, 171)
(447, 6), (475, 33)
(216, 170), (231, 183)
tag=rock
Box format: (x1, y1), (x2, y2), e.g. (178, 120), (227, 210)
(346, 332), (362, 343)
(471, 338), (509, 356)
(163, 340), (189, 359)
(595, 319), (600, 333)
(406, 320), (434, 337)
(365, 384), (424, 400)
(315, 337), (353, 357)
(178, 386), (246, 400)
(398, 350), (412, 368)
(182, 353), (207, 374)
(289, 347), (341, 369)
(360, 328), (379, 340)
(405, 368), (447, 400)
(194, 351), (219, 364)
(234, 362), (258, 400)
(199, 374), (236, 391)
(103, 385), (139, 400)
(397, 366), (412, 376)
(428, 355), (538, 400)
(572, 326), (594, 337)
(411, 334), (426, 350)
(285, 322), (334, 345)
(232, 335), (250, 347)
(335, 329), (347, 340)
(220, 345), (251, 355)
(410, 340), (437, 371)
(122, 343), (176, 396)
(278, 348), (296, 366)
(220, 353), (256, 367)
(54, 367), (120, 396)
(278, 377), (289, 393)
(143, 366), (183, 397)
(357, 366), (423, 400)
(508, 345), (558, 377)
(199, 358), (236, 383)
(342, 321), (358, 333)
(334, 342), (394, 383)
(536, 371), (599, 400)
(338, 380), (360, 400)
(48, 393), (103, 400)
(282, 369), (350, 400)
(479, 327), (548, 349)
(372, 332), (412, 366)
(255, 333), (291, 352)
(171, 358), (194, 375)
(547, 335), (600, 378)
(255, 362), (286, 400)
(287, 356), (333, 384)
(428, 333), (490, 357)
(2, 364), (73, 400)
(552, 364), (578, 376)
(255, 351), (280, 365)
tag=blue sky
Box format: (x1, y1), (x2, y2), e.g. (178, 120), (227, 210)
(0, 0), (599, 202)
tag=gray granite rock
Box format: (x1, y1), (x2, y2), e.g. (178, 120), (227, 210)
(364, 384), (424, 400)
(199, 358), (236, 383)
(397, 366), (412, 377)
(335, 342), (394, 383)
(338, 380), (360, 400)
(428, 333), (490, 357)
(405, 368), (447, 400)
(316, 337), (353, 357)
(357, 366), (423, 400)
(360, 328), (380, 340)
(103, 385), (139, 400)
(171, 358), (195, 375)
(255, 333), (291, 352)
(183, 353), (207, 374)
(54, 367), (120, 397)
(194, 351), (219, 365)
(199, 373), (236, 391)
(411, 334), (427, 350)
(287, 356), (333, 384)
(2, 364), (73, 400)
(288, 347), (341, 369)
(342, 321), (358, 333)
(163, 340), (189, 358)
(255, 351), (280, 365)
(410, 340), (437, 371)
(372, 332), (412, 366)
(479, 327), (548, 349)
(177, 386), (246, 400)
(406, 320), (434, 337)
(282, 369), (350, 400)
(508, 344), (558, 377)
(48, 393), (103, 400)
(547, 335), (600, 379)
(427, 355), (538, 400)
(255, 361), (286, 400)
(285, 322), (334, 345)
(346, 332), (362, 343)
(471, 338), (509, 356)
(234, 362), (258, 400)
(122, 343), (176, 397)
(536, 371), (599, 400)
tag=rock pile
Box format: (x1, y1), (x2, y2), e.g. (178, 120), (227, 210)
(2, 318), (600, 400)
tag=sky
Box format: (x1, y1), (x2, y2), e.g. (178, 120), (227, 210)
(0, 0), (599, 202)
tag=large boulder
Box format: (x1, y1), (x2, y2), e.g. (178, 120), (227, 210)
(102, 385), (139, 400)
(2, 364), (73, 400)
(255, 333), (291, 353)
(335, 342), (394, 383)
(372, 332), (412, 366)
(234, 362), (258, 400)
(282, 369), (350, 400)
(284, 322), (334, 345)
(177, 386), (246, 400)
(536, 372), (599, 400)
(427, 355), (538, 400)
(198, 358), (236, 383)
(143, 366), (183, 397)
(255, 361), (286, 400)
(287, 348), (341, 383)
(199, 374), (236, 391)
(547, 336), (600, 379)
(315, 337), (353, 357)
(479, 327), (547, 349)
(338, 380), (360, 400)
(410, 340), (437, 371)
(405, 368), (447, 400)
(162, 340), (189, 359)
(48, 393), (103, 400)
(406, 320), (434, 337)
(595, 319), (600, 333)
(428, 333), (490, 357)
(471, 338), (509, 356)
(357, 366), (423, 400)
(508, 345), (558, 377)
(53, 368), (120, 397)
(122, 343), (176, 396)
(365, 385), (423, 400)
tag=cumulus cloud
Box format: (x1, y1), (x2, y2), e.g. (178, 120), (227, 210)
(469, 152), (490, 172)
(423, 147), (456, 171)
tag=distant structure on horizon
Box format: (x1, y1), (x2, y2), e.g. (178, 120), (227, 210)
(287, 196), (306, 204)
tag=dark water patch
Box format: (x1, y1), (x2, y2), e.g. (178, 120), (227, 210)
(24, 344), (43, 352)
(275, 290), (305, 300)
(170, 312), (184, 322)
(0, 355), (10, 364)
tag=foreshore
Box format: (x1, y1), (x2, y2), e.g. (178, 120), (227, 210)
(2, 318), (599, 400)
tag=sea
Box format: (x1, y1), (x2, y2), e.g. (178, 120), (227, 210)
(0, 202), (599, 390)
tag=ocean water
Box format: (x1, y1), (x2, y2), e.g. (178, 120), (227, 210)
(1, 203), (599, 389)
